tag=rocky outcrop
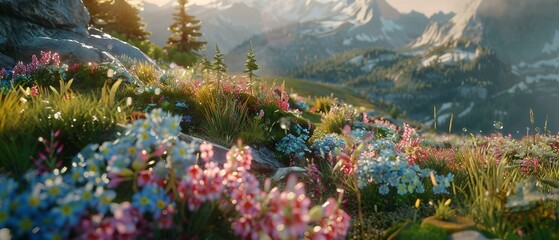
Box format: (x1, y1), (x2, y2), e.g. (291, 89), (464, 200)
(0, 52), (14, 68)
(0, 0), (155, 68)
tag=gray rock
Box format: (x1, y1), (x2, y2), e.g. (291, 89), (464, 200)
(251, 147), (285, 171)
(272, 167), (307, 181)
(0, 0), (89, 33)
(449, 230), (495, 240)
(0, 52), (14, 68)
(177, 133), (284, 172)
(0, 0), (156, 68)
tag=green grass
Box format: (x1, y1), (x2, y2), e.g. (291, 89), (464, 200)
(263, 77), (376, 110)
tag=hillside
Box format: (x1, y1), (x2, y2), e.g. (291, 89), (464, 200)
(288, 41), (538, 133)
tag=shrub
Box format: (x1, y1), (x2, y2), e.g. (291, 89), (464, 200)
(317, 103), (358, 134)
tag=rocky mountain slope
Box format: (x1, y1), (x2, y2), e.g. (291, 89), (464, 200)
(225, 0), (433, 73)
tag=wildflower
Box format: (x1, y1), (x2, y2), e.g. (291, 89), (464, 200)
(152, 161), (169, 181)
(172, 141), (196, 164)
(52, 53), (60, 66)
(307, 198), (351, 240)
(95, 188), (116, 214)
(200, 142), (214, 162)
(30, 85), (39, 96)
(40, 51), (52, 65)
(225, 145), (253, 172)
(13, 61), (27, 76)
(379, 184), (390, 195)
(52, 200), (82, 226)
(132, 184), (174, 219)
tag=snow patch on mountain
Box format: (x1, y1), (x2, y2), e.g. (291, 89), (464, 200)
(380, 17), (403, 34)
(543, 30), (559, 54)
(421, 50), (477, 67)
(459, 102), (475, 118)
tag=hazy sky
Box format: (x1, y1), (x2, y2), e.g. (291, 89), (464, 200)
(143, 0), (471, 16)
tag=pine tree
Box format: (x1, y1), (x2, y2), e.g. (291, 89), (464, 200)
(243, 41), (259, 81)
(201, 55), (212, 72)
(104, 0), (150, 41)
(83, 0), (112, 28)
(213, 45), (227, 75)
(167, 0), (206, 54)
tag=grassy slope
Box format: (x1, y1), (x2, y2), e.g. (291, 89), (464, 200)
(263, 77), (376, 110)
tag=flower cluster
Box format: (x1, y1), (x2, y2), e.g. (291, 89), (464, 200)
(0, 169), (119, 239)
(2, 108), (352, 239)
(290, 93), (310, 111)
(355, 138), (453, 195)
(276, 124), (311, 161)
(311, 133), (347, 159)
(1, 51), (67, 90)
(397, 123), (428, 165)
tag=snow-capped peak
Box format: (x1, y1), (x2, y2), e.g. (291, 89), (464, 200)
(410, 0), (482, 48)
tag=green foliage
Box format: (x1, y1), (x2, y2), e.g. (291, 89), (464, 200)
(167, 0), (206, 55)
(434, 199), (456, 220)
(100, 79), (123, 107)
(0, 80), (126, 175)
(0, 91), (24, 133)
(82, 0), (111, 27)
(313, 95), (335, 113)
(316, 103), (358, 134)
(196, 85), (266, 147)
(398, 223), (448, 240)
(0, 134), (38, 176)
(131, 62), (162, 85)
(103, 0), (150, 41)
(244, 41), (259, 81)
(201, 55), (213, 72)
(262, 77), (376, 111)
(213, 45), (227, 75)
(458, 147), (520, 238)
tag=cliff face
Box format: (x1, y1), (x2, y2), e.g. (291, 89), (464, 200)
(0, 0), (155, 68)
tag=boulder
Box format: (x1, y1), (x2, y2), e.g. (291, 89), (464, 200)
(449, 230), (495, 240)
(0, 0), (156, 67)
(0, 52), (14, 69)
(177, 133), (285, 172)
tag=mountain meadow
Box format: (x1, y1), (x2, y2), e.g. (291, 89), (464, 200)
(1, 0), (559, 239)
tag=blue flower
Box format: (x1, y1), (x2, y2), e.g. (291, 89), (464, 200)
(132, 184), (173, 219)
(95, 188), (116, 214)
(311, 134), (346, 158)
(175, 101), (189, 109)
(397, 183), (408, 195)
(379, 184), (390, 195)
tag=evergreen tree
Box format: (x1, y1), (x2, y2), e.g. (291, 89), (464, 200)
(167, 0), (206, 54)
(201, 55), (212, 72)
(244, 41), (259, 81)
(213, 45), (227, 75)
(104, 0), (150, 41)
(82, 0), (111, 28)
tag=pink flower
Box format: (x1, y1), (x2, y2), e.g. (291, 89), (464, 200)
(224, 145), (252, 172)
(200, 142), (214, 162)
(13, 61), (27, 76)
(40, 51), (52, 65)
(307, 198), (351, 240)
(30, 85), (39, 97)
(52, 53), (60, 66)
(178, 163), (225, 211)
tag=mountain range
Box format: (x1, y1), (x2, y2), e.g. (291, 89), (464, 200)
(140, 0), (559, 134)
